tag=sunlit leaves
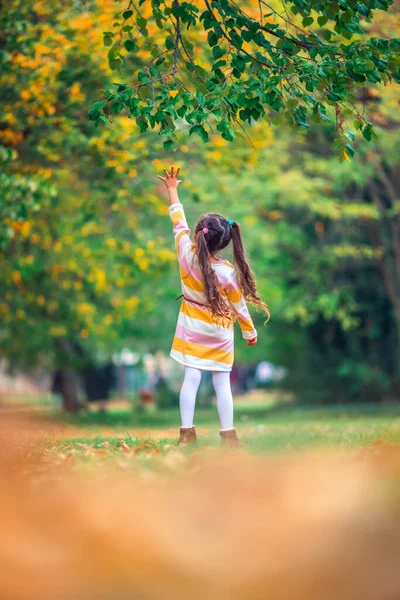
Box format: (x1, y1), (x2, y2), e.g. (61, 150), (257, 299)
(0, 0), (183, 373)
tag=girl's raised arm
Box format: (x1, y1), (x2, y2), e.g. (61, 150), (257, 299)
(158, 167), (192, 265)
(157, 166), (182, 206)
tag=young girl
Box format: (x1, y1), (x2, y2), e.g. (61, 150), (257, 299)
(158, 166), (269, 447)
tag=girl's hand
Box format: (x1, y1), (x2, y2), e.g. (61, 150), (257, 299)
(247, 337), (257, 346)
(157, 166), (182, 190)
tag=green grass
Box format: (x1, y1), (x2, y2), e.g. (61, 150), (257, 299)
(7, 394), (400, 460)
(47, 399), (400, 457)
(57, 400), (400, 428)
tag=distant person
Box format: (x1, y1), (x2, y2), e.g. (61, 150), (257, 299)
(157, 166), (270, 447)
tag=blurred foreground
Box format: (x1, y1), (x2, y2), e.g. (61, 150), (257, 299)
(2, 403), (400, 600)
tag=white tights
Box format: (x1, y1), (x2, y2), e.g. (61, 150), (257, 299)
(179, 367), (234, 431)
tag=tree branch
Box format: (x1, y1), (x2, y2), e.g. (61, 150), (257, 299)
(204, 0), (272, 69)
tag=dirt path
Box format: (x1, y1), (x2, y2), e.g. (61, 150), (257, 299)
(0, 402), (211, 443)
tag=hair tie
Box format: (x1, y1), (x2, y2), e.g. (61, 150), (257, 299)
(228, 219), (234, 227)
(202, 227), (209, 234)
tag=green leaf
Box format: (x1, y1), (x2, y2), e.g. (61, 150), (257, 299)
(90, 101), (106, 110)
(88, 108), (101, 121)
(137, 16), (147, 31)
(99, 114), (111, 126)
(367, 69), (381, 83)
(136, 116), (149, 133)
(222, 130), (234, 142)
(108, 47), (119, 59)
(109, 58), (122, 70)
(231, 32), (242, 49)
(163, 139), (174, 150)
(189, 124), (209, 142)
(124, 40), (136, 52)
(123, 9), (133, 20)
(216, 119), (230, 132)
(241, 29), (254, 42)
(362, 125), (372, 141)
(212, 59), (227, 71)
(212, 45), (225, 59)
(208, 31), (218, 47)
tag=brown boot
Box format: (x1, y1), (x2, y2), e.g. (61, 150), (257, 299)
(220, 428), (240, 448)
(177, 426), (197, 446)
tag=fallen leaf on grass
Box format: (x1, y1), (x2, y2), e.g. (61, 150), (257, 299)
(98, 441), (112, 449)
(119, 442), (131, 454)
(133, 440), (160, 455)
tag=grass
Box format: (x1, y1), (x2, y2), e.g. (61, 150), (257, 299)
(45, 397), (400, 457)
(5, 394), (400, 462)
(57, 397), (400, 427)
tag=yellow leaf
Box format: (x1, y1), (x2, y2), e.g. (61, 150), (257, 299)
(30, 233), (41, 244)
(342, 149), (351, 162)
(12, 271), (21, 285)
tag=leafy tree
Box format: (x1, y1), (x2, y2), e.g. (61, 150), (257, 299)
(1, 0), (399, 411)
(177, 77), (400, 401)
(0, 1), (176, 410)
(93, 0), (399, 156)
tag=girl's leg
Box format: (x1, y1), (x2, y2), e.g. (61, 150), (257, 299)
(179, 366), (202, 428)
(212, 371), (234, 431)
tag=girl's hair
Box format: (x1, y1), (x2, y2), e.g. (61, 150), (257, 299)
(194, 213), (270, 323)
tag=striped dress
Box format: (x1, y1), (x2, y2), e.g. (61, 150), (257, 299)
(169, 202), (257, 372)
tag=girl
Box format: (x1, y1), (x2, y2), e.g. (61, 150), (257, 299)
(158, 167), (269, 447)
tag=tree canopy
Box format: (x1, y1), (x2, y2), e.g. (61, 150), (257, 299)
(0, 1), (177, 408)
(92, 0), (399, 157)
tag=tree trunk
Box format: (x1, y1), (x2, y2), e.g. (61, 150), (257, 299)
(54, 338), (84, 412)
(59, 368), (82, 413)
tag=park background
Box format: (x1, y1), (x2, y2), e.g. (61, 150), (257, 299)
(2, 1), (400, 599)
(1, 0), (400, 415)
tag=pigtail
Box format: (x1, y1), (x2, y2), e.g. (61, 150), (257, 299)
(195, 229), (231, 322)
(230, 222), (270, 323)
